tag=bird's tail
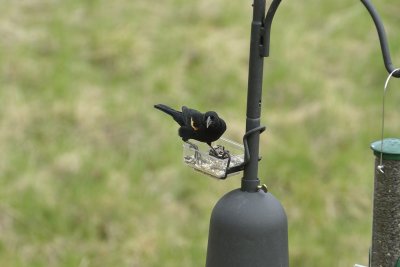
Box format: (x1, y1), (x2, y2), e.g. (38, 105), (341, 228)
(154, 104), (184, 125)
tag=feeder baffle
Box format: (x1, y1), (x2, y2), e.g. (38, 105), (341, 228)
(206, 189), (288, 267)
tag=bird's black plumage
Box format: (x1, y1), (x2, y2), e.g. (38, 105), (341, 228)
(154, 104), (226, 147)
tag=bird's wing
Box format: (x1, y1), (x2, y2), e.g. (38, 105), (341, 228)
(178, 126), (195, 141)
(181, 106), (193, 127)
(182, 106), (205, 131)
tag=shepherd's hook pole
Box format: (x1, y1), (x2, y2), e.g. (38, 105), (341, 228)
(241, 0), (267, 192)
(207, 0), (398, 266)
(241, 0), (281, 192)
(242, 0), (399, 188)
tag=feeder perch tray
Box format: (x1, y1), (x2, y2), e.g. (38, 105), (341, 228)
(183, 137), (245, 179)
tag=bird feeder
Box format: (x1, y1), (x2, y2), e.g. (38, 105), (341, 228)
(183, 137), (245, 179)
(370, 139), (400, 267)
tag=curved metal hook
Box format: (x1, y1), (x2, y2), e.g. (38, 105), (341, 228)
(360, 0), (399, 77)
(243, 125), (266, 163)
(261, 0), (282, 57)
(262, 0), (400, 78)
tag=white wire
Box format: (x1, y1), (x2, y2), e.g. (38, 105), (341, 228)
(378, 68), (400, 173)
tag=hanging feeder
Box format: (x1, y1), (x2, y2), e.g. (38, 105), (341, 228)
(183, 137), (245, 179)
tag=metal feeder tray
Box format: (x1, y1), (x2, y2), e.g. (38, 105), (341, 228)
(183, 137), (245, 179)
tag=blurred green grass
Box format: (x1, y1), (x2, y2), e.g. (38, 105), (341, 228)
(0, 0), (399, 266)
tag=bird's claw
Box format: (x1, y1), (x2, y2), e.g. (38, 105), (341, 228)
(209, 145), (230, 159)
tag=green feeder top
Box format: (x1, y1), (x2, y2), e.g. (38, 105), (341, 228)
(371, 138), (400, 161)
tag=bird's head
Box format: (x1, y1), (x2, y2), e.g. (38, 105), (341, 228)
(204, 110), (227, 139)
(204, 111), (218, 128)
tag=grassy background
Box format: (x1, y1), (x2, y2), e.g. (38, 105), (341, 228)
(1, 0), (399, 266)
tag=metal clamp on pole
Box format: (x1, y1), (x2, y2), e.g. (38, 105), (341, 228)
(243, 125), (266, 163)
(222, 125), (266, 179)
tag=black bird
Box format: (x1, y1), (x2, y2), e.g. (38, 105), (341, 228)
(154, 104), (226, 150)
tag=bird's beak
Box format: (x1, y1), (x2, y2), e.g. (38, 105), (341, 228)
(206, 116), (212, 128)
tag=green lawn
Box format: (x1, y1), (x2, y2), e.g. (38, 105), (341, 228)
(1, 0), (399, 266)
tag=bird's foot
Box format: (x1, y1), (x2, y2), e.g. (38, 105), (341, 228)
(185, 140), (198, 150)
(185, 141), (201, 161)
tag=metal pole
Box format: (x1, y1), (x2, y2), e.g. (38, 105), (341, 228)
(241, 0), (281, 192)
(370, 139), (400, 267)
(241, 0), (266, 192)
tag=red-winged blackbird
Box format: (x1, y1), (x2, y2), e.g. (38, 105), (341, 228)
(154, 104), (227, 149)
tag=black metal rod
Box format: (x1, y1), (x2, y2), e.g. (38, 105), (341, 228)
(242, 0), (266, 192)
(261, 0), (399, 77)
(361, 0), (400, 78)
(261, 0), (282, 57)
